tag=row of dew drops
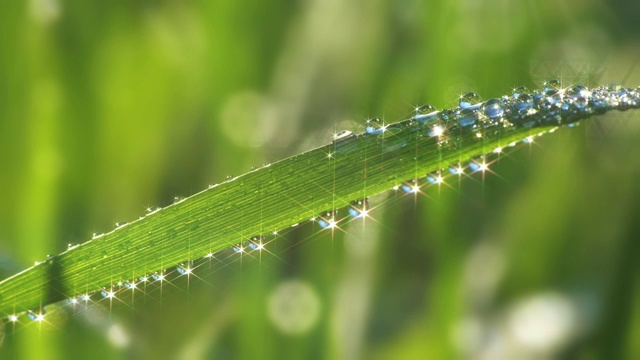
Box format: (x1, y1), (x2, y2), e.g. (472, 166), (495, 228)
(5, 199), (373, 324)
(7, 81), (640, 324)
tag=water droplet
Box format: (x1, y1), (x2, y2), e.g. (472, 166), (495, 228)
(151, 272), (165, 281)
(426, 172), (444, 184)
(232, 244), (245, 253)
(365, 118), (384, 134)
(565, 85), (590, 99)
(457, 108), (479, 127)
(92, 233), (103, 239)
(512, 86), (531, 98)
(68, 297), (79, 304)
(348, 199), (369, 218)
(401, 181), (420, 193)
(101, 288), (116, 298)
(469, 159), (488, 172)
(146, 207), (161, 215)
(248, 236), (264, 250)
(427, 124), (445, 137)
(608, 83), (623, 92)
(80, 294), (91, 301)
(333, 130), (356, 143)
(173, 196), (185, 204)
(413, 104), (439, 124)
(448, 164), (464, 175)
(459, 92), (482, 109)
(27, 310), (45, 322)
(115, 222), (127, 229)
(176, 263), (192, 275)
(67, 243), (78, 250)
(515, 94), (534, 111)
(483, 98), (505, 119)
(318, 210), (338, 229)
(124, 281), (137, 289)
(543, 79), (561, 92)
(7, 315), (18, 323)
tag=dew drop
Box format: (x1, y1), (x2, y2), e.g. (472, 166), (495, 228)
(448, 164), (464, 175)
(101, 288), (116, 298)
(176, 263), (192, 275)
(80, 294), (91, 302)
(318, 210), (338, 229)
(459, 92), (483, 109)
(468, 160), (481, 172)
(7, 315), (18, 323)
(457, 108), (479, 127)
(565, 85), (590, 99)
(173, 196), (185, 204)
(543, 79), (561, 92)
(146, 207), (161, 215)
(483, 98), (505, 119)
(514, 94), (534, 112)
(248, 236), (264, 250)
(401, 181), (420, 194)
(27, 310), (45, 322)
(115, 222), (127, 229)
(365, 118), (384, 134)
(232, 244), (245, 253)
(512, 86), (531, 98)
(348, 199), (369, 218)
(151, 272), (165, 282)
(427, 124), (445, 137)
(426, 172), (444, 184)
(413, 104), (439, 124)
(124, 281), (137, 289)
(333, 130), (356, 143)
(68, 297), (78, 304)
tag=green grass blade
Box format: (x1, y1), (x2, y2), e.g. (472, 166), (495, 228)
(1, 84), (638, 317)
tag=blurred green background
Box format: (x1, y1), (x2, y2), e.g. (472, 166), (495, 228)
(1, 0), (640, 359)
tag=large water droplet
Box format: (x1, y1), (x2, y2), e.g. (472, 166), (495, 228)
(413, 104), (439, 124)
(426, 172), (444, 184)
(565, 85), (590, 99)
(248, 236), (264, 250)
(348, 199), (369, 218)
(101, 288), (116, 299)
(543, 79), (561, 92)
(151, 272), (165, 281)
(457, 108), (479, 127)
(333, 130), (356, 143)
(27, 310), (45, 322)
(365, 118), (384, 134)
(176, 263), (192, 275)
(318, 210), (338, 229)
(459, 92), (482, 109)
(512, 86), (531, 98)
(483, 98), (505, 119)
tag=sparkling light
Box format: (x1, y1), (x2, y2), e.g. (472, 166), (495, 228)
(255, 243), (264, 250)
(431, 125), (444, 137)
(494, 147), (503, 154)
(455, 167), (464, 175)
(35, 313), (45, 322)
(69, 297), (78, 304)
(8, 315), (18, 322)
(80, 294), (91, 301)
(479, 162), (489, 172)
